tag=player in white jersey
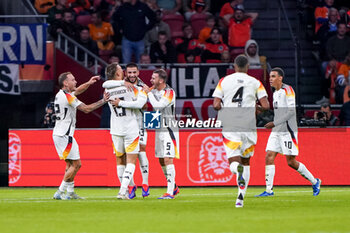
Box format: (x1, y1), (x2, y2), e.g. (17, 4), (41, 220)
(53, 72), (109, 200)
(213, 55), (270, 207)
(255, 67), (321, 197)
(102, 63), (150, 198)
(103, 63), (147, 199)
(143, 69), (180, 199)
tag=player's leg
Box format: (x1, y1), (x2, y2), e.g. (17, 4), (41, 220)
(65, 159), (83, 199)
(283, 132), (321, 196)
(285, 155), (321, 196)
(139, 128), (150, 196)
(116, 154), (126, 184)
(157, 130), (179, 199)
(118, 134), (140, 199)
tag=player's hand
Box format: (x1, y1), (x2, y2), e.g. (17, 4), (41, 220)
(143, 84), (151, 94)
(103, 91), (110, 102)
(264, 122), (275, 129)
(110, 98), (121, 107)
(124, 81), (134, 92)
(88, 76), (100, 85)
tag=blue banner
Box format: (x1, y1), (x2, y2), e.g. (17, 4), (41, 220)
(0, 24), (47, 64)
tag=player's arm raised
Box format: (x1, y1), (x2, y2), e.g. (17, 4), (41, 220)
(143, 85), (172, 110)
(102, 80), (134, 91)
(77, 92), (109, 114)
(74, 76), (100, 96)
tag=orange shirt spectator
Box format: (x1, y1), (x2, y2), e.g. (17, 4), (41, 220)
(35, 0), (55, 14)
(314, 0), (334, 33)
(88, 12), (115, 50)
(198, 15), (215, 43)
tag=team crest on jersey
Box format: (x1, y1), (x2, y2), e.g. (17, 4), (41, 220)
(198, 136), (233, 182)
(8, 133), (21, 184)
(218, 45), (223, 51)
(143, 110), (161, 129)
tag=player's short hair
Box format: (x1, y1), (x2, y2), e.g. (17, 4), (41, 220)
(271, 67), (285, 78)
(58, 72), (72, 88)
(234, 55), (249, 69)
(126, 62), (139, 70)
(105, 63), (119, 80)
(158, 30), (167, 37)
(153, 69), (168, 82)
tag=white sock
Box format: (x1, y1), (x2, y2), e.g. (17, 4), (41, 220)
(237, 166), (250, 200)
(265, 165), (275, 193)
(117, 165), (125, 185)
(139, 151), (149, 185)
(230, 161), (239, 174)
(66, 181), (74, 193)
(166, 164), (176, 195)
(59, 180), (68, 192)
(161, 165), (167, 178)
(120, 163), (135, 195)
(297, 162), (317, 185)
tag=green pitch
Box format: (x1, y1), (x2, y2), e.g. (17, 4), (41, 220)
(0, 187), (349, 233)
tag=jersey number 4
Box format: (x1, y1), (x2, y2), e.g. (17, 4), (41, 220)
(232, 86), (244, 107)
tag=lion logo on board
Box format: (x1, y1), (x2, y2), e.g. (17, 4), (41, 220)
(198, 136), (232, 182)
(9, 133), (21, 184)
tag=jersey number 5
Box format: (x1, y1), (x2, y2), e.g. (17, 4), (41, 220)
(232, 86), (244, 107)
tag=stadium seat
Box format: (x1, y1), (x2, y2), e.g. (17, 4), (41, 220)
(76, 15), (92, 26)
(162, 14), (184, 40)
(190, 13), (208, 38)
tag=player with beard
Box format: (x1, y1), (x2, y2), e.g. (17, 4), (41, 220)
(103, 63), (150, 198)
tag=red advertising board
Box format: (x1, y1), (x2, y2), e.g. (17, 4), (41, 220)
(8, 128), (350, 187)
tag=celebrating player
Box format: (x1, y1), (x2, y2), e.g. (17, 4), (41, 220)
(255, 68), (321, 197)
(213, 55), (270, 208)
(53, 72), (108, 200)
(143, 69), (180, 199)
(103, 63), (150, 198)
(104, 63), (147, 199)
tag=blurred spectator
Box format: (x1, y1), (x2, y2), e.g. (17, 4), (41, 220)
(153, 0), (182, 15)
(76, 26), (99, 66)
(219, 0), (243, 18)
(69, 0), (92, 16)
(325, 22), (350, 62)
(335, 53), (350, 103)
(339, 92), (350, 125)
(183, 0), (211, 21)
(42, 102), (56, 128)
(140, 53), (157, 69)
(221, 50), (231, 63)
(109, 52), (121, 63)
(185, 50), (196, 63)
(313, 103), (338, 126)
(223, 5), (258, 49)
(314, 0), (335, 33)
(49, 10), (80, 39)
(198, 15), (216, 43)
(47, 0), (67, 24)
(201, 27), (228, 63)
(88, 11), (115, 50)
(35, 0), (55, 14)
(174, 23), (202, 63)
(144, 10), (171, 52)
(112, 0), (156, 63)
(316, 59), (341, 104)
(316, 8), (339, 60)
(150, 31), (177, 63)
(244, 39), (268, 69)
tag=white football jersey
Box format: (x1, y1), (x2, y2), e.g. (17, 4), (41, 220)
(106, 85), (146, 136)
(53, 90), (82, 137)
(272, 84), (298, 133)
(212, 72), (267, 130)
(148, 85), (176, 129)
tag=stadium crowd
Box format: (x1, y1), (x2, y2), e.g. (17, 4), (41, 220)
(34, 0), (350, 125)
